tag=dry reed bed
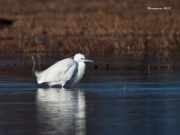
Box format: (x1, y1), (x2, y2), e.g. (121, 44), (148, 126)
(0, 0), (180, 54)
(0, 37), (173, 61)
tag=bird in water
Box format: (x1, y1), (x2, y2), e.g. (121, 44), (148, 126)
(35, 53), (94, 88)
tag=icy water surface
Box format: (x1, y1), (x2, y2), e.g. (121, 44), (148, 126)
(0, 55), (180, 135)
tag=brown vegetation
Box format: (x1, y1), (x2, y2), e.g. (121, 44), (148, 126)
(0, 0), (180, 57)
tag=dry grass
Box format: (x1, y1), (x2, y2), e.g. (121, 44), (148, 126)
(0, 0), (180, 57)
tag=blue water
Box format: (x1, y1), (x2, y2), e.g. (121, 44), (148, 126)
(0, 57), (180, 135)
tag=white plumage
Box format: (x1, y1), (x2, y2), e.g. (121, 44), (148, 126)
(35, 53), (94, 87)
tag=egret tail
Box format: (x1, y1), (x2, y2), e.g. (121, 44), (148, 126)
(35, 70), (44, 84)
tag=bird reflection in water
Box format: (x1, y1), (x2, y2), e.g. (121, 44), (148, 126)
(36, 88), (86, 135)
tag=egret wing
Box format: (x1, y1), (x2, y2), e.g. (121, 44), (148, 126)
(35, 58), (77, 84)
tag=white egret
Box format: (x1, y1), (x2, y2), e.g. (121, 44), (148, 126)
(35, 53), (94, 88)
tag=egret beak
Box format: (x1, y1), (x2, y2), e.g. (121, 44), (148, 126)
(83, 59), (94, 63)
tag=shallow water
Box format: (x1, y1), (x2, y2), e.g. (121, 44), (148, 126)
(0, 55), (180, 135)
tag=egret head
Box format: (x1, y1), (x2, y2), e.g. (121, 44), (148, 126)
(74, 53), (94, 63)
